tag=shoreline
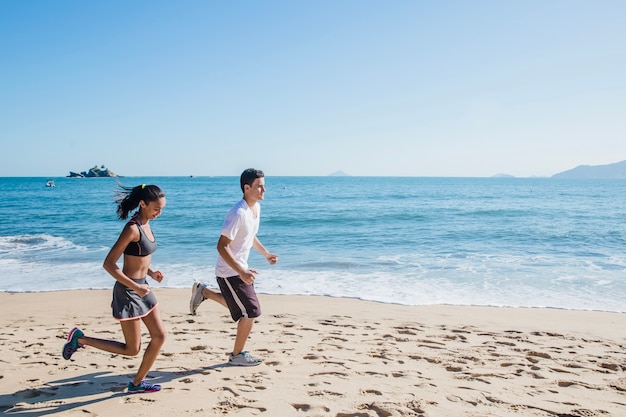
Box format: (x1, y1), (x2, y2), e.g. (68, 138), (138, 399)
(1, 289), (625, 416)
(3, 288), (625, 315)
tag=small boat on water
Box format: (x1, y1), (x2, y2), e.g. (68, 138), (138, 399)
(46, 180), (55, 187)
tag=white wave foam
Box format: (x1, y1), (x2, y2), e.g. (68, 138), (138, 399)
(2, 256), (624, 313)
(0, 234), (86, 254)
(0, 259), (109, 292)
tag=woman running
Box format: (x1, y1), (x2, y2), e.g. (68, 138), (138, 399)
(62, 183), (167, 394)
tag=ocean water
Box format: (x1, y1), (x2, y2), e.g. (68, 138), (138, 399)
(1, 176), (625, 312)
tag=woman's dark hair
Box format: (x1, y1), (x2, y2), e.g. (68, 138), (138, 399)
(240, 168), (264, 192)
(115, 183), (165, 220)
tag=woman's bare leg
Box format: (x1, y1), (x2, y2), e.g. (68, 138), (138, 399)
(77, 319), (142, 356)
(132, 307), (166, 386)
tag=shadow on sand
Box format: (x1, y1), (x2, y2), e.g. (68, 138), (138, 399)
(1, 363), (229, 415)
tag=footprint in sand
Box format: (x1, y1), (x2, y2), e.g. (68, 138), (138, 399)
(307, 389), (344, 397)
(14, 388), (56, 399)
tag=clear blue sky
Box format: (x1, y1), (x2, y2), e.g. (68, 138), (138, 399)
(1, 0), (625, 177)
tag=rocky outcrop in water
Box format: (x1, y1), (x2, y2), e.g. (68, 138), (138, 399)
(67, 165), (119, 178)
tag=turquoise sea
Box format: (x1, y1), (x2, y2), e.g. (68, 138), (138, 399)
(1, 176), (625, 312)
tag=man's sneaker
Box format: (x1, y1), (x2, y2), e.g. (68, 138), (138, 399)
(127, 380), (161, 394)
(228, 351), (263, 367)
(190, 280), (206, 315)
(62, 327), (84, 360)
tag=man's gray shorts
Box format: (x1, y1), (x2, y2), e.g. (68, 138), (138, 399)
(217, 275), (261, 321)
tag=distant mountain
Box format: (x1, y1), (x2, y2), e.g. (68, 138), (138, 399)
(552, 160), (626, 179)
(329, 170), (349, 176)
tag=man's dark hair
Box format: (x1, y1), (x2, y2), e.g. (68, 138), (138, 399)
(240, 168), (265, 192)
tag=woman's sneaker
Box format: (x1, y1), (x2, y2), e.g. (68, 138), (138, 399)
(228, 351), (263, 366)
(189, 281), (206, 315)
(62, 327), (84, 360)
(127, 380), (162, 394)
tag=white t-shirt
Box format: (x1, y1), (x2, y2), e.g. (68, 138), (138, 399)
(215, 199), (260, 278)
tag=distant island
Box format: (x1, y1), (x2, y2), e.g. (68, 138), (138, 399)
(551, 159), (626, 179)
(329, 170), (349, 176)
(67, 165), (119, 178)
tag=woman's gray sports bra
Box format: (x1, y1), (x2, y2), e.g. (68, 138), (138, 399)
(123, 220), (157, 257)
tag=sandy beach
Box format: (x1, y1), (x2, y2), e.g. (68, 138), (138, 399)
(1, 289), (625, 416)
